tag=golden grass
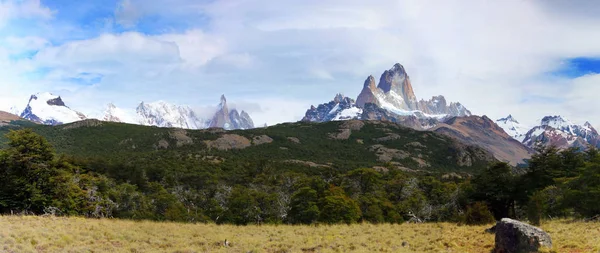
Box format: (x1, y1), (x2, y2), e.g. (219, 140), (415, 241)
(0, 216), (598, 253)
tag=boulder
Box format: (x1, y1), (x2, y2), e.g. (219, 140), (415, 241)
(494, 218), (552, 253)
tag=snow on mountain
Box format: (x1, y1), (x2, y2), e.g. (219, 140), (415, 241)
(496, 115), (530, 142)
(97, 95), (254, 130)
(20, 92), (87, 125)
(136, 101), (208, 129)
(521, 115), (600, 149)
(302, 94), (360, 122)
(102, 103), (137, 124)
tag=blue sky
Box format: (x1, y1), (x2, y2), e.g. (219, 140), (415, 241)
(2, 0), (600, 126)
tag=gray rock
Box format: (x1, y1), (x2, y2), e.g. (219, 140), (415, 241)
(494, 218), (552, 253)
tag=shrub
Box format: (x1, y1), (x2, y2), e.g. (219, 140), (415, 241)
(464, 202), (495, 225)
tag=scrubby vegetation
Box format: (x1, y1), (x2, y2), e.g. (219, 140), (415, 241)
(0, 120), (599, 225)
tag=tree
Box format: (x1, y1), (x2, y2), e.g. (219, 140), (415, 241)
(0, 129), (57, 213)
(470, 162), (517, 220)
(318, 185), (361, 224)
(288, 187), (320, 224)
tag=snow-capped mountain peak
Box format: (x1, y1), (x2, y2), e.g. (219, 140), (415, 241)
(521, 115), (600, 150)
(495, 115), (529, 142)
(19, 92), (87, 125)
(498, 114), (519, 124)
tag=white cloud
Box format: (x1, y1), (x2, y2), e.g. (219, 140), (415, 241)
(0, 0), (53, 28)
(2, 0), (600, 129)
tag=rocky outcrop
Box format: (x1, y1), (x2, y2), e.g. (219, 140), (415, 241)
(204, 134), (252, 150)
(433, 116), (532, 166)
(494, 218), (552, 253)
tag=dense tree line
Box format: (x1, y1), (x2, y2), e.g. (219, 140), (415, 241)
(0, 129), (598, 225)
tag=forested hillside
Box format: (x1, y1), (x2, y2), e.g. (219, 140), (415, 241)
(0, 119), (598, 225)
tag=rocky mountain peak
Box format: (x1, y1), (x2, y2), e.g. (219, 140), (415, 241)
(498, 114), (519, 124)
(220, 94), (227, 105)
(333, 93), (345, 103)
(377, 63), (416, 103)
(46, 96), (66, 106)
(363, 75), (377, 89)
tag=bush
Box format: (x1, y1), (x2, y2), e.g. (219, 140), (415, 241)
(464, 202), (495, 225)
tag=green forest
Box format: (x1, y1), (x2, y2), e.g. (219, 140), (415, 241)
(0, 120), (599, 225)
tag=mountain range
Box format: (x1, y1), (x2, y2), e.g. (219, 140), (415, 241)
(2, 62), (598, 166)
(300, 63), (599, 165)
(15, 92), (255, 130)
(496, 115), (600, 150)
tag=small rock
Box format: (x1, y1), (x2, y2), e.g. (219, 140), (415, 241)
(494, 218), (552, 253)
(401, 241), (409, 248)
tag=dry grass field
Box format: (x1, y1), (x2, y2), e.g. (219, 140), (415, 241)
(0, 216), (598, 253)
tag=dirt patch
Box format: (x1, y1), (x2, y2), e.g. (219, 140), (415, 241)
(405, 142), (425, 148)
(374, 133), (402, 142)
(170, 129), (193, 147)
(283, 160), (331, 168)
(341, 120), (365, 131)
(202, 156), (225, 164)
(329, 129), (352, 140)
(204, 134), (252, 150)
(287, 137), (301, 144)
(412, 157), (430, 168)
(369, 145), (410, 162)
(252, 135), (273, 145)
(442, 173), (463, 180)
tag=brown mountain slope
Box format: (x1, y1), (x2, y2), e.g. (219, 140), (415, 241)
(0, 111), (24, 125)
(432, 115), (532, 166)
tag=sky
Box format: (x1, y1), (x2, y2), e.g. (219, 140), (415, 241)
(1, 0), (600, 127)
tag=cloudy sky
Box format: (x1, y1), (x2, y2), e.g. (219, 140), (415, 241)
(1, 0), (600, 127)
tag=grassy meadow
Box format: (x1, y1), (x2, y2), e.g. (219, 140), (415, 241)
(0, 216), (598, 253)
